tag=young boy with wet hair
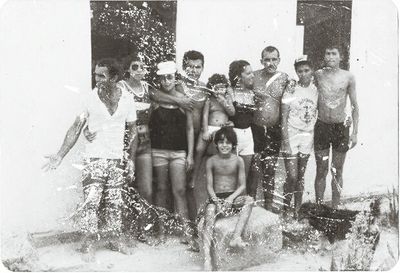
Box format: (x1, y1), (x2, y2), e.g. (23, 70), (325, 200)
(201, 126), (254, 271)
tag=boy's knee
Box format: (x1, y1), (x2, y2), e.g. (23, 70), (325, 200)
(205, 204), (216, 217)
(244, 196), (254, 205)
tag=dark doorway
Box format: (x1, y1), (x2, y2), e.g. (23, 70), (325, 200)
(90, 1), (177, 87)
(297, 0), (352, 70)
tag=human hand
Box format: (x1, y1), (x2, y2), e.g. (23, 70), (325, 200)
(83, 126), (96, 142)
(178, 96), (195, 111)
(42, 154), (62, 171)
(186, 155), (194, 172)
(224, 196), (234, 208)
(349, 133), (357, 149)
(285, 79), (297, 94)
(223, 121), (234, 127)
(202, 131), (212, 141)
(344, 116), (352, 127)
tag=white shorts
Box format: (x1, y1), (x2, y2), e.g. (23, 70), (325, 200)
(208, 125), (222, 135)
(287, 126), (314, 155)
(233, 127), (254, 156)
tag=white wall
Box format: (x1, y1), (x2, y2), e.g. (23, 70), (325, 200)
(176, 0), (304, 81)
(0, 0), (91, 234)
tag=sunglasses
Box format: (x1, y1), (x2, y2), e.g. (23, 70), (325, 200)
(131, 63), (145, 71)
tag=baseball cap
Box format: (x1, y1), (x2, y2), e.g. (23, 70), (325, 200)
(294, 55), (310, 66)
(156, 61), (177, 75)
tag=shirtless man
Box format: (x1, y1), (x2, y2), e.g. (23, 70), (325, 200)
(314, 45), (359, 209)
(251, 46), (289, 211)
(150, 50), (207, 221)
(202, 127), (254, 271)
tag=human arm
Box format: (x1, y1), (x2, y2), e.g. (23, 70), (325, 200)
(206, 158), (218, 202)
(42, 114), (87, 171)
(150, 85), (194, 111)
(348, 73), (359, 149)
(201, 98), (211, 141)
(225, 157), (246, 205)
(83, 126), (96, 142)
(281, 94), (292, 154)
(124, 121), (138, 182)
(186, 110), (195, 172)
(216, 88), (235, 117)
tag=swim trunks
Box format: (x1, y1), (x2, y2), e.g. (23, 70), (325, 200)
(251, 123), (282, 156)
(314, 119), (350, 153)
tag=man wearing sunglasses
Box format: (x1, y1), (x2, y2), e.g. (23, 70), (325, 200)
(42, 58), (137, 260)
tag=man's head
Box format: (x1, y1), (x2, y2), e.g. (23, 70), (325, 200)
(207, 74), (229, 94)
(229, 60), (254, 89)
(324, 44), (343, 68)
(157, 61), (177, 92)
(260, 46), (280, 74)
(94, 58), (120, 88)
(214, 126), (237, 155)
(182, 50), (204, 81)
(294, 55), (313, 84)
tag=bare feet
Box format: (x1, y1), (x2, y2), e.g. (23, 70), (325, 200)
(229, 237), (249, 249)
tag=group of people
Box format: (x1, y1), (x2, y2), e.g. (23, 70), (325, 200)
(43, 44), (359, 267)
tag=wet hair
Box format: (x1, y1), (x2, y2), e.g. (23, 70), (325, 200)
(214, 126), (238, 150)
(206, 74), (229, 89)
(294, 61), (312, 71)
(182, 50), (204, 68)
(96, 58), (121, 80)
(261, 46), (280, 59)
(228, 60), (250, 88)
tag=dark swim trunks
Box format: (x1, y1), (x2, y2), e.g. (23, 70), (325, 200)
(251, 123), (282, 156)
(314, 119), (350, 153)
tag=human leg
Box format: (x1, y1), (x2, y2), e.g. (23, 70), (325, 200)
(169, 151), (189, 219)
(295, 153), (310, 212)
(331, 150), (347, 209)
(229, 196), (254, 248)
(283, 154), (298, 213)
(79, 159), (107, 259)
(203, 204), (217, 271)
(314, 149), (330, 204)
(152, 150), (171, 211)
(103, 160), (132, 254)
(190, 136), (210, 188)
(135, 152), (153, 203)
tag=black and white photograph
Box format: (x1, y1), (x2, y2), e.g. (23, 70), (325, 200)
(0, 0), (399, 271)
